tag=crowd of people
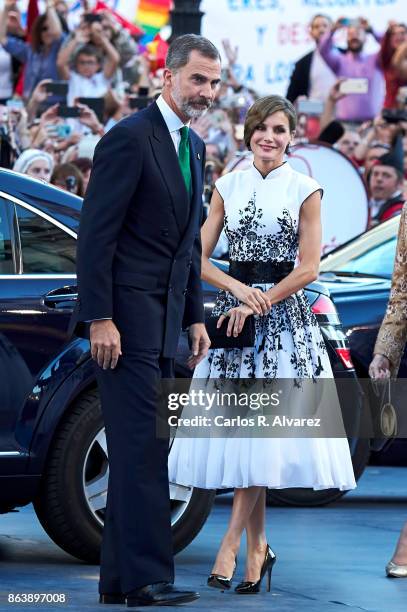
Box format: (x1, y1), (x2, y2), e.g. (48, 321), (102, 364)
(0, 4), (406, 230)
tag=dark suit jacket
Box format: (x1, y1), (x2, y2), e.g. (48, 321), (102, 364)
(286, 51), (313, 103)
(71, 102), (205, 358)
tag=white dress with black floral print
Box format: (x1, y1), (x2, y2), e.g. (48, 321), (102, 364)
(168, 162), (356, 491)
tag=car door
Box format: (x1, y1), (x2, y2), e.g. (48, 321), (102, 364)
(0, 194), (78, 467)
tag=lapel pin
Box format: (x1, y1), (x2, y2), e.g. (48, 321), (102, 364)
(197, 153), (201, 160)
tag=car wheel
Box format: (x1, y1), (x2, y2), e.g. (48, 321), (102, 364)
(33, 390), (215, 563)
(266, 437), (370, 507)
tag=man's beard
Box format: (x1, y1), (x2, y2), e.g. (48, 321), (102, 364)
(348, 41), (363, 53)
(171, 84), (212, 119)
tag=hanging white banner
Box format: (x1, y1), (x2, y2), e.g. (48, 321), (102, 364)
(201, 0), (403, 95)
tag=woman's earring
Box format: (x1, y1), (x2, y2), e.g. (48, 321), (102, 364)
(285, 144), (291, 155)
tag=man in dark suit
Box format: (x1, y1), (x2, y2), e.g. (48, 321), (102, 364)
(286, 14), (335, 104)
(72, 34), (220, 607)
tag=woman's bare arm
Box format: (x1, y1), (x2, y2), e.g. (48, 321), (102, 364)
(265, 190), (322, 304)
(201, 188), (270, 315)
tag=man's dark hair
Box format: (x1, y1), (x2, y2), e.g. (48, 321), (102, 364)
(166, 34), (220, 71)
(75, 44), (103, 65)
(310, 14), (332, 27)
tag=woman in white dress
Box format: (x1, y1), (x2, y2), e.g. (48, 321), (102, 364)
(168, 95), (356, 594)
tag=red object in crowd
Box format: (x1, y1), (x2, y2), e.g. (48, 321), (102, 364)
(379, 200), (405, 222)
(14, 0), (39, 97)
(144, 34), (169, 73)
(379, 26), (407, 109)
(26, 0), (39, 41)
(94, 1), (145, 37)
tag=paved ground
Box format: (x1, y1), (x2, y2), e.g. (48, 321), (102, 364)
(1, 466), (407, 612)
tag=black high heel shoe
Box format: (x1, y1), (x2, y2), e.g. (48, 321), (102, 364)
(207, 558), (237, 591)
(234, 544), (276, 594)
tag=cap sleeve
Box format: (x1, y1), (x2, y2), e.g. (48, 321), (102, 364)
(299, 175), (324, 205)
(214, 173), (232, 201)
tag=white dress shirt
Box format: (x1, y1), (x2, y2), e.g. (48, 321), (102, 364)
(155, 94), (190, 153)
(308, 48), (336, 102)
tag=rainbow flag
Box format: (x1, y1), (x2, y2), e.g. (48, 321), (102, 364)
(136, 0), (171, 42)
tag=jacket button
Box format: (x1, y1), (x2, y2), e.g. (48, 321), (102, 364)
(168, 285), (173, 292)
(183, 289), (187, 296)
(188, 259), (192, 266)
(174, 258), (177, 263)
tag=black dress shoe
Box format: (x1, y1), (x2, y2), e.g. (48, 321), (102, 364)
(99, 593), (126, 604)
(126, 582), (199, 607)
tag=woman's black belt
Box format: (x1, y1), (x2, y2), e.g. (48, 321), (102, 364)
(228, 260), (294, 284)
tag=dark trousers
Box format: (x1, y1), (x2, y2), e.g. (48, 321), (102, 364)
(95, 347), (174, 594)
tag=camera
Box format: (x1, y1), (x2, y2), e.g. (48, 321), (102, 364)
(382, 108), (407, 124)
(65, 176), (77, 192)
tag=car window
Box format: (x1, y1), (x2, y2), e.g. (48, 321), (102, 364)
(0, 198), (14, 273)
(335, 237), (397, 278)
(16, 204), (76, 274)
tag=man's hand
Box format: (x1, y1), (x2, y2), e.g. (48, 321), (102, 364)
(187, 323), (211, 370)
(328, 78), (347, 103)
(369, 354), (391, 380)
(90, 320), (122, 369)
(358, 17), (372, 33)
(222, 38), (238, 66)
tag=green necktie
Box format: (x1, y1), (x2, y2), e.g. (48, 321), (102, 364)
(178, 126), (191, 195)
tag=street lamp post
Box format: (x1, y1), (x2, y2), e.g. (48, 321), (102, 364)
(170, 0), (204, 38)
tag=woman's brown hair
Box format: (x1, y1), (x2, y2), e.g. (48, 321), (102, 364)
(30, 14), (48, 53)
(244, 95), (297, 150)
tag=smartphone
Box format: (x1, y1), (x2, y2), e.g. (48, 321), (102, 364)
(339, 78), (369, 95)
(58, 105), (81, 118)
(6, 98), (24, 110)
(339, 17), (359, 27)
(296, 99), (324, 116)
(56, 124), (72, 138)
(138, 86), (149, 97)
(77, 97), (105, 122)
(382, 108), (407, 124)
(83, 14), (102, 24)
(45, 81), (68, 97)
(129, 97), (153, 110)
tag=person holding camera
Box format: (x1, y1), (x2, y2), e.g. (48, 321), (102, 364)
(56, 19), (119, 106)
(0, 0), (65, 101)
(51, 162), (85, 196)
(379, 22), (407, 109)
(318, 16), (385, 122)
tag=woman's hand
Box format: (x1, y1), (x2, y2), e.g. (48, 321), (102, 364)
(217, 304), (254, 338)
(230, 282), (271, 315)
(369, 354), (391, 380)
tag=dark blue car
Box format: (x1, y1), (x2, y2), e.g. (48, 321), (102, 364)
(0, 169), (366, 562)
(319, 216), (406, 376)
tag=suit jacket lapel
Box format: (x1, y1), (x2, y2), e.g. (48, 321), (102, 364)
(148, 103), (190, 233)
